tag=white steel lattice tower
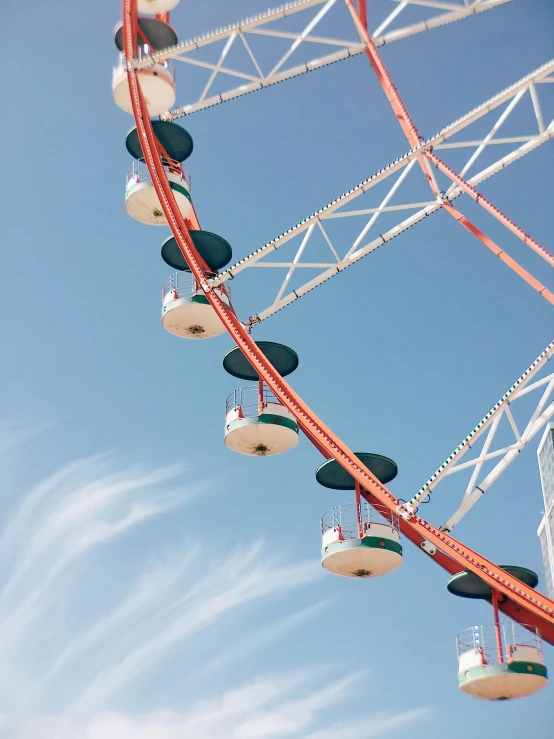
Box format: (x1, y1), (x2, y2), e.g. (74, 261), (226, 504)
(538, 422), (554, 599)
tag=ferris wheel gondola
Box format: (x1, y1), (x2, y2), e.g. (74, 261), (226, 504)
(124, 121), (193, 225)
(113, 17), (178, 116)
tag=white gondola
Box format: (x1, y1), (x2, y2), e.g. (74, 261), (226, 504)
(456, 623), (548, 700)
(224, 384), (299, 456)
(138, 0), (180, 14)
(112, 53), (176, 117)
(320, 502), (403, 578)
(162, 272), (230, 339)
(125, 159), (191, 225)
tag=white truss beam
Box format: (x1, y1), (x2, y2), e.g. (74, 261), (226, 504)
(405, 340), (554, 531)
(207, 61), (554, 328)
(244, 123), (551, 323)
(128, 0), (514, 120)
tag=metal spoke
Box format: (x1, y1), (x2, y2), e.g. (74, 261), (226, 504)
(127, 0), (514, 120)
(405, 341), (554, 530)
(208, 60), (553, 327)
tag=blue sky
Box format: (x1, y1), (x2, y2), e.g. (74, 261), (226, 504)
(1, 0), (554, 736)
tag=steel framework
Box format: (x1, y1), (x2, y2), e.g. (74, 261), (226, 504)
(208, 60), (554, 325)
(408, 339), (554, 531)
(130, 0), (515, 120)
(122, 0), (554, 644)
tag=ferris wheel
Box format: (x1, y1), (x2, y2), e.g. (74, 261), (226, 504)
(112, 0), (554, 702)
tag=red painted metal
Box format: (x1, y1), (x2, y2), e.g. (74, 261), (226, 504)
(122, 0), (554, 644)
(440, 199), (554, 305)
(492, 589), (504, 663)
(358, 0), (367, 30)
(355, 481), (362, 538)
(344, 0), (554, 303)
(426, 151), (554, 270)
(258, 377), (264, 416)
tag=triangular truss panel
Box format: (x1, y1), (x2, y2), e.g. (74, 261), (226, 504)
(406, 340), (554, 533)
(130, 0), (515, 119)
(209, 60), (554, 327)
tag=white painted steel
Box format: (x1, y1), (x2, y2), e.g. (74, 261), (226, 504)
(239, 117), (553, 324)
(405, 341), (554, 530)
(126, 0), (513, 120)
(209, 60), (554, 307)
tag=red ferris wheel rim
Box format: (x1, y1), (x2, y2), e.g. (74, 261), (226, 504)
(121, 0), (554, 644)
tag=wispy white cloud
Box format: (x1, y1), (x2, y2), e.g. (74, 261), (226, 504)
(39, 550), (198, 687)
(1, 462), (185, 598)
(13, 675), (432, 739)
(0, 424), (433, 739)
(0, 450), (201, 714)
(198, 600), (332, 677)
(67, 553), (322, 718)
(302, 709), (434, 739)
(0, 419), (53, 459)
(0, 461), (201, 670)
(234, 673), (361, 739)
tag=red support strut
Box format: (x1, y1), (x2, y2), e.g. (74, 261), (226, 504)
(491, 589), (504, 663)
(355, 481), (363, 538)
(344, 0), (554, 306)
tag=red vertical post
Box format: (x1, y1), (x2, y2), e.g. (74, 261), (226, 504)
(492, 589), (504, 663)
(258, 377), (264, 416)
(355, 481), (363, 538)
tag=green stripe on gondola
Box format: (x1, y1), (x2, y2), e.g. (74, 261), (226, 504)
(226, 415), (298, 434)
(257, 414), (298, 432)
(359, 536), (403, 555)
(322, 537), (403, 557)
(169, 181), (191, 201)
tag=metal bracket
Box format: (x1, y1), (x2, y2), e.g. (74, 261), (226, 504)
(396, 504), (414, 520)
(421, 540), (437, 556)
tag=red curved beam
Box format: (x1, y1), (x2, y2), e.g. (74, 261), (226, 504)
(344, 0), (554, 305)
(122, 0), (554, 644)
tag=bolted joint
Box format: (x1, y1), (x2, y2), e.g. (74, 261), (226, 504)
(396, 504), (414, 520)
(420, 540), (437, 556)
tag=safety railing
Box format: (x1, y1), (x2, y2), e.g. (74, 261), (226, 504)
(320, 502), (400, 540)
(456, 623), (543, 664)
(127, 158), (190, 187)
(162, 271), (231, 305)
(225, 383), (280, 418)
(113, 52), (175, 81)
